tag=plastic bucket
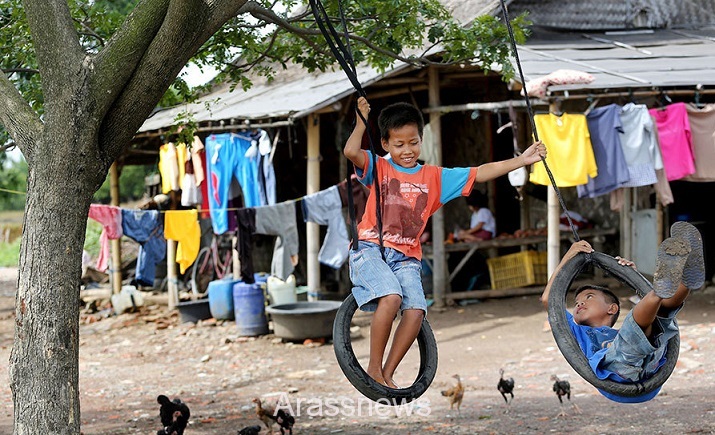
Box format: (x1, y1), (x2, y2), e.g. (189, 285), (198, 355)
(267, 274), (297, 306)
(265, 301), (343, 340)
(233, 282), (269, 336)
(207, 277), (241, 320)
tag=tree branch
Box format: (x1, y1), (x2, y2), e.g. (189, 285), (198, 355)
(0, 72), (42, 165)
(22, 0), (84, 101)
(241, 2), (430, 67)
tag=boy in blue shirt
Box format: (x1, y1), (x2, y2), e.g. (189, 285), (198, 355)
(541, 221), (704, 402)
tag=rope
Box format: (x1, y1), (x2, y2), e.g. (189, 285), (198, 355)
(309, 0), (386, 257)
(499, 0), (580, 242)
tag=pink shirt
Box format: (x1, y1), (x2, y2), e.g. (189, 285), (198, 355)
(649, 103), (695, 181)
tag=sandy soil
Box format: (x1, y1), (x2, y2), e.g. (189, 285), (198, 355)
(1, 266), (714, 434)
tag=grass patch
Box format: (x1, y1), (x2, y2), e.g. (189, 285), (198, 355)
(0, 218), (105, 268)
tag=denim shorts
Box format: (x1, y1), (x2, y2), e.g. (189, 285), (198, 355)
(601, 304), (682, 381)
(349, 241), (426, 314)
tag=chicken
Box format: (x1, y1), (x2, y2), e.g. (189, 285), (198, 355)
(551, 375), (581, 417)
(440, 374), (464, 413)
(156, 394), (190, 435)
(238, 425), (262, 435)
(252, 397), (276, 432)
(275, 408), (295, 434)
(497, 368), (515, 412)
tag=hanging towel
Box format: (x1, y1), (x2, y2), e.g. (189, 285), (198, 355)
(649, 102), (695, 181)
(88, 204), (123, 272)
(530, 113), (597, 187)
(121, 209), (166, 287)
(254, 201), (300, 280)
(578, 104), (630, 198)
(302, 185), (350, 269)
(164, 209), (200, 274)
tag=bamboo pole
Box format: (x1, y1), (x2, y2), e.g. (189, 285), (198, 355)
(108, 162), (122, 295)
(428, 67), (446, 308)
(307, 113), (321, 300)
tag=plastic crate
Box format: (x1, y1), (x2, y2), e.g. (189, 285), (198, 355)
(486, 251), (548, 290)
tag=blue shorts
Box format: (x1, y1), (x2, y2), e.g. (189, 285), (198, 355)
(601, 304), (682, 381)
(349, 241), (426, 314)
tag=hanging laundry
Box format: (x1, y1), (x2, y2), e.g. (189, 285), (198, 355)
(205, 133), (262, 234)
(650, 119), (674, 206)
(256, 130), (277, 206)
(158, 142), (188, 193)
(578, 104), (630, 198)
(121, 209), (166, 287)
(180, 158), (202, 207)
(235, 208), (257, 284)
(618, 103), (662, 187)
(530, 113), (597, 187)
(683, 103), (715, 181)
(302, 185), (350, 269)
(649, 102), (695, 181)
(254, 201), (300, 280)
(88, 204), (123, 272)
(164, 209), (200, 274)
(190, 135), (206, 187)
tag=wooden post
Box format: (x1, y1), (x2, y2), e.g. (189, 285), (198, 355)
(428, 67), (446, 308)
(108, 162), (122, 295)
(307, 113), (321, 300)
(166, 240), (178, 309)
(546, 101), (560, 278)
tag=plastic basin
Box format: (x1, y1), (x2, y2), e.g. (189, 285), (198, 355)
(266, 301), (343, 340)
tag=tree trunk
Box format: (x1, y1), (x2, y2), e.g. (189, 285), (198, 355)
(10, 130), (102, 434)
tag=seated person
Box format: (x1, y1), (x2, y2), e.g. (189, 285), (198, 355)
(541, 221), (704, 403)
(457, 190), (495, 242)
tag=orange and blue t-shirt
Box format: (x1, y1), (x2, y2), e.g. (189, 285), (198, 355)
(355, 150), (477, 261)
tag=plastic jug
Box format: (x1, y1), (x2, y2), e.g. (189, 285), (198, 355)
(267, 274), (297, 306)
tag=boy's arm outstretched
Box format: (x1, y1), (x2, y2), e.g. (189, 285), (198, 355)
(343, 97), (371, 169)
(541, 240), (594, 309)
(475, 141), (546, 182)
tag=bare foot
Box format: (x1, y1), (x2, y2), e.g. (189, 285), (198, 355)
(367, 368), (387, 386)
(383, 375), (399, 389)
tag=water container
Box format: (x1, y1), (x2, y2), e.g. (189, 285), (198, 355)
(207, 277), (241, 320)
(267, 274), (297, 306)
(233, 282), (269, 336)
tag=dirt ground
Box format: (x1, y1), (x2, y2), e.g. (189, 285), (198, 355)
(1, 266), (714, 434)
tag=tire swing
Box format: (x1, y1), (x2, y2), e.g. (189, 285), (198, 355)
(332, 294), (438, 403)
(546, 251), (679, 398)
(497, 0), (678, 398)
(307, 0), (439, 403)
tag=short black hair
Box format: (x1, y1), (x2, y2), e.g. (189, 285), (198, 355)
(574, 285), (621, 326)
(377, 102), (424, 141)
(466, 190), (488, 208)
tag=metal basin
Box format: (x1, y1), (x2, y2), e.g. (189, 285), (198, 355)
(266, 301), (343, 340)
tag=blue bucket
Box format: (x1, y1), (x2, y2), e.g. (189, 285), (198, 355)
(233, 282), (269, 336)
(208, 277), (241, 320)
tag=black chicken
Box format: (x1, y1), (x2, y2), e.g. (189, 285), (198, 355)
(275, 408), (295, 434)
(238, 425), (262, 435)
(156, 394), (190, 435)
(550, 375), (580, 417)
(497, 368), (515, 411)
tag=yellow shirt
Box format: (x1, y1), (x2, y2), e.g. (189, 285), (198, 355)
(164, 209), (200, 274)
(530, 113), (598, 187)
(158, 142), (188, 193)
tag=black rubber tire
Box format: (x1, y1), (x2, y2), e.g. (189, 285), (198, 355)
(332, 293), (438, 404)
(548, 251), (679, 398)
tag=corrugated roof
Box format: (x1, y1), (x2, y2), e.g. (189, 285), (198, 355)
(138, 63), (408, 132)
(508, 0), (715, 31)
(513, 28), (715, 92)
